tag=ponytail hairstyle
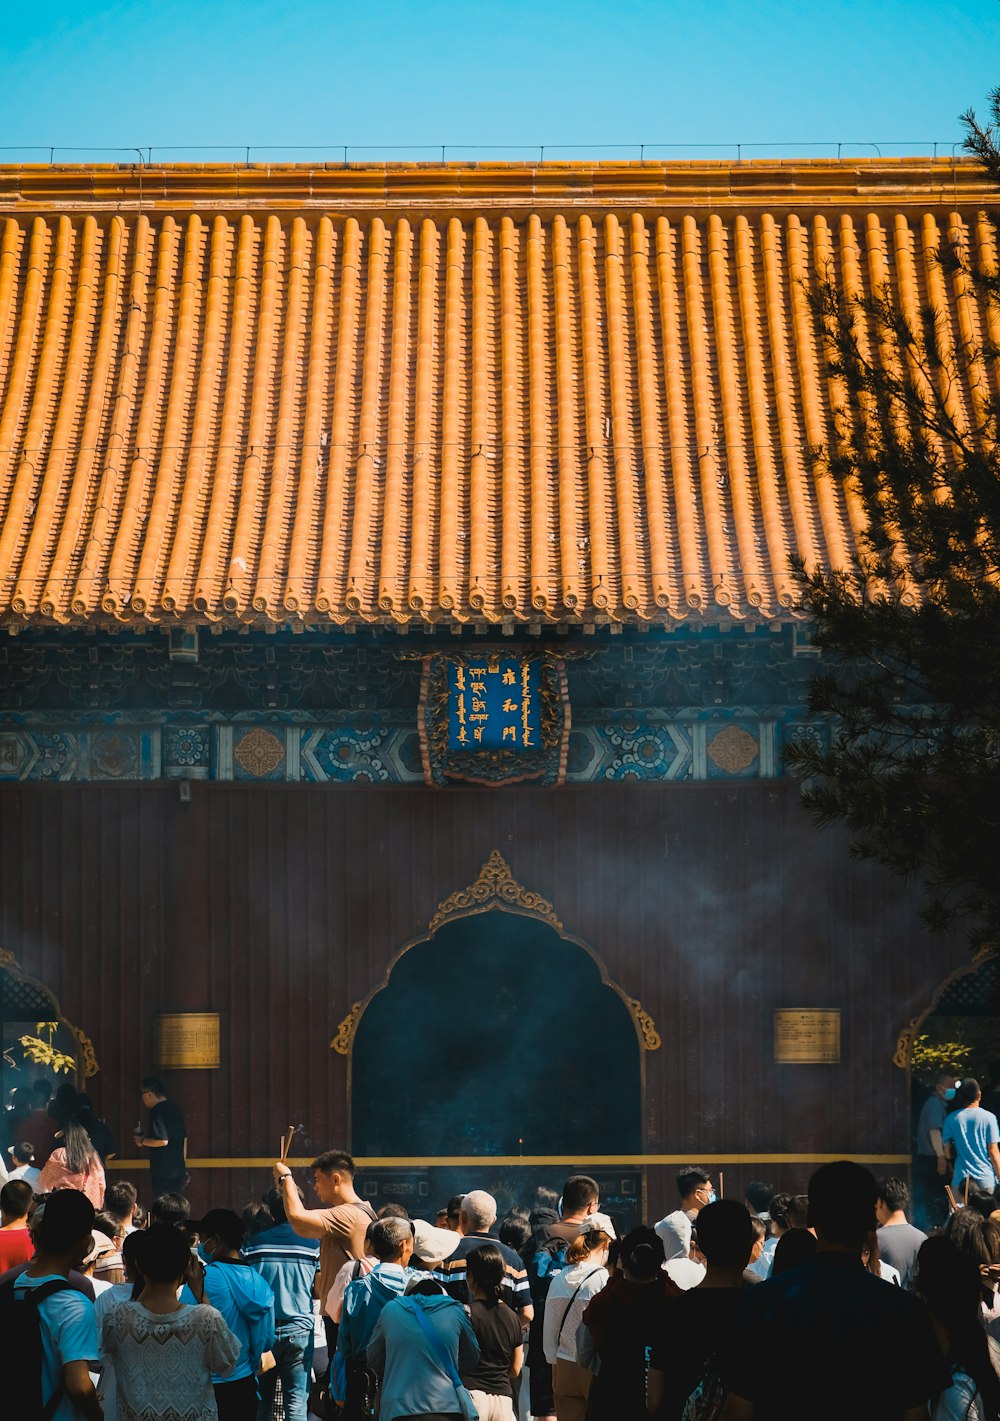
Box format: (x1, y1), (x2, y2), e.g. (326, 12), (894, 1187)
(465, 1242), (506, 1308)
(566, 1227), (613, 1265)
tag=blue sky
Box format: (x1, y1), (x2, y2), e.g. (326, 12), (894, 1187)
(0, 0), (997, 162)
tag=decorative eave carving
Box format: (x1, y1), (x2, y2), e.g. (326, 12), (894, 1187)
(427, 851), (563, 935)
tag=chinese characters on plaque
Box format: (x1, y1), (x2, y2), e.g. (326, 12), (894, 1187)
(447, 658), (542, 752)
(773, 1009), (841, 1064)
(156, 1013), (221, 1069)
(418, 650), (569, 786)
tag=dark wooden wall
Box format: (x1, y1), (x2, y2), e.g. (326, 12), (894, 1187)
(0, 780), (968, 1219)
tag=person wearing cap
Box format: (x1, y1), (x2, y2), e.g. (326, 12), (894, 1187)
(411, 1216), (462, 1271)
(80, 1230), (119, 1296)
(8, 1139), (43, 1190)
(7, 1187), (103, 1421)
(182, 1208), (275, 1421)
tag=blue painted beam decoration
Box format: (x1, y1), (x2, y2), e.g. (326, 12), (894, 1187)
(447, 658), (542, 752)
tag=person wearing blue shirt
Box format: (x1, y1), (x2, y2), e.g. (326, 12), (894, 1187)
(337, 1214), (432, 1415)
(10, 1189), (103, 1421)
(183, 1208), (275, 1421)
(242, 1186), (319, 1421)
(941, 1078), (1000, 1197)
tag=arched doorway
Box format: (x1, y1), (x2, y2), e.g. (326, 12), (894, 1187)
(336, 853), (655, 1226)
(352, 905), (642, 1159)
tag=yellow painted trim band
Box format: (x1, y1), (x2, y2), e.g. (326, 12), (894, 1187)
(107, 1153), (911, 1170)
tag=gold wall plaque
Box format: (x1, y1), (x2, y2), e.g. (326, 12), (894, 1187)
(774, 1009), (841, 1064)
(157, 1013), (220, 1069)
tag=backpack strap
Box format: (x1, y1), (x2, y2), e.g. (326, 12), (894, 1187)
(556, 1268), (602, 1352)
(15, 1278), (75, 1421)
(409, 1300), (464, 1392)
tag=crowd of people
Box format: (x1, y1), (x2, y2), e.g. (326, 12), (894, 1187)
(1, 1071), (999, 1421)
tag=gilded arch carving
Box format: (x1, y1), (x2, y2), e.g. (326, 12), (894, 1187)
(331, 851), (661, 1056)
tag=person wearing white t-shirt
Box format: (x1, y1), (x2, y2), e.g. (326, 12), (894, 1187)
(654, 1165), (713, 1261)
(542, 1226), (613, 1421)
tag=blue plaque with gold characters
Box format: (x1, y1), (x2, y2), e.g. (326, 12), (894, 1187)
(419, 652), (570, 786)
(447, 658), (542, 751)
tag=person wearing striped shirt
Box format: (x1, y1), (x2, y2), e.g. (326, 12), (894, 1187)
(242, 1184), (319, 1421)
(433, 1190), (533, 1322)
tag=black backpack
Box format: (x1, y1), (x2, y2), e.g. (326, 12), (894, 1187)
(0, 1275), (74, 1420)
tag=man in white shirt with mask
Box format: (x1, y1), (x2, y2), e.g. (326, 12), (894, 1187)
(655, 1165), (714, 1264)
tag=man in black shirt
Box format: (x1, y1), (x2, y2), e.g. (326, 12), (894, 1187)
(134, 1074), (188, 1198)
(722, 1160), (944, 1421)
(648, 1199), (755, 1419)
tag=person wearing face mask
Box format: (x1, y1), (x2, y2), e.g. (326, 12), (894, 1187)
(542, 1227), (613, 1421)
(181, 1209), (275, 1421)
(654, 1166), (714, 1264)
(914, 1069), (959, 1232)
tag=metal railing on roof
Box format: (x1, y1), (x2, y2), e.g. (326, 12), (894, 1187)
(0, 140), (970, 165)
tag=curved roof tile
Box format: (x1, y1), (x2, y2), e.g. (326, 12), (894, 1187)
(0, 159), (995, 628)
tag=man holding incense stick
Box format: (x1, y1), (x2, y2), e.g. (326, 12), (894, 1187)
(273, 1149), (376, 1355)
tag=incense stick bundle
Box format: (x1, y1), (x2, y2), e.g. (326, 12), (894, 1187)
(280, 1125), (295, 1162)
(945, 1184), (959, 1212)
(718, 1171), (724, 1199)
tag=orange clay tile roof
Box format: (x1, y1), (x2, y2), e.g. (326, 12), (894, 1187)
(0, 159), (996, 629)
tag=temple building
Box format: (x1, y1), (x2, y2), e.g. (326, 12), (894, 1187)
(0, 158), (994, 1218)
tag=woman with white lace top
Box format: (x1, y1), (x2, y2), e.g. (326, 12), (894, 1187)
(100, 1224), (240, 1421)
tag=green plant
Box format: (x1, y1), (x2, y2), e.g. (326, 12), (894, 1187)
(18, 1021), (77, 1075)
(910, 1033), (973, 1085)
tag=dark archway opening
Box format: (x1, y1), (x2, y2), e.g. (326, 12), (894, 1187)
(351, 909), (642, 1160)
